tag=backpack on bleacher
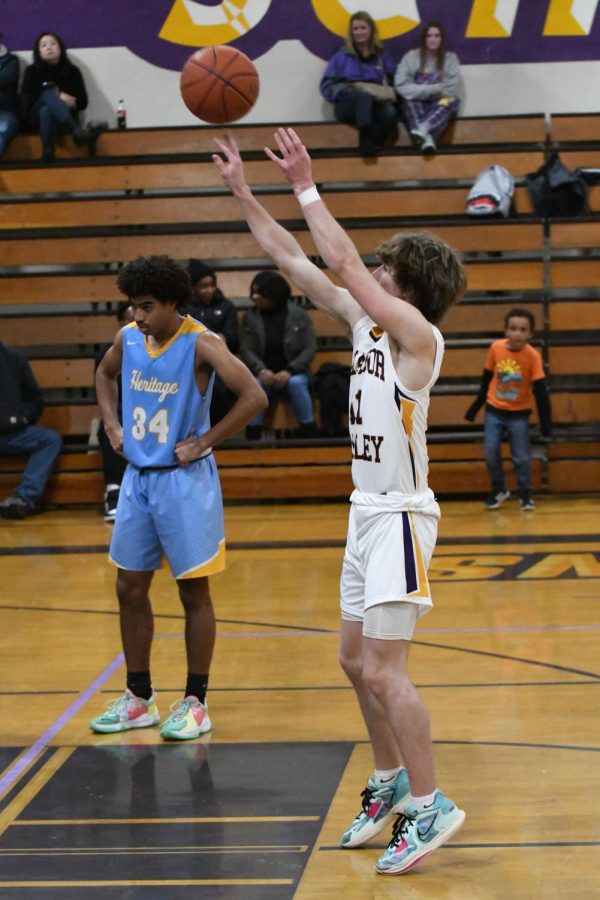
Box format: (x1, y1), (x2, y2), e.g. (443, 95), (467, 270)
(525, 152), (588, 218)
(466, 165), (514, 218)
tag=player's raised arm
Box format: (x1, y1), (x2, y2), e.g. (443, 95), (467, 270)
(265, 127), (436, 355)
(212, 133), (362, 329)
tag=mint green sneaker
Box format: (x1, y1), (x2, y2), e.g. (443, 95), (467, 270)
(375, 790), (465, 875)
(159, 696), (212, 741)
(90, 689), (160, 733)
(341, 769), (410, 848)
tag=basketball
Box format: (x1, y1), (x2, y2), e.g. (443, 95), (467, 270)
(180, 45), (259, 125)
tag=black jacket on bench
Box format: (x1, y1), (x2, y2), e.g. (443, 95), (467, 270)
(0, 342), (44, 434)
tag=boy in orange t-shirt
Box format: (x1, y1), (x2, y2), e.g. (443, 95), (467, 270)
(465, 308), (551, 510)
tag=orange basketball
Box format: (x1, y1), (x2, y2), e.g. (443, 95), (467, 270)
(180, 45), (259, 124)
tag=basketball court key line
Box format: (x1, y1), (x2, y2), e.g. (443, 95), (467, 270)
(0, 652), (124, 798)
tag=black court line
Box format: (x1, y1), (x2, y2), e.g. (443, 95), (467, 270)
(0, 605), (337, 632)
(413, 638), (600, 680)
(319, 840), (600, 851)
(2, 679), (599, 699)
(1, 603), (599, 678)
(344, 737), (600, 753)
(0, 532), (597, 556)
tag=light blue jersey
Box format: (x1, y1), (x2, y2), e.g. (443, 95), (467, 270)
(121, 316), (213, 468)
(109, 315), (225, 579)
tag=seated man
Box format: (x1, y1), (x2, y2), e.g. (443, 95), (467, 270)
(0, 341), (62, 518)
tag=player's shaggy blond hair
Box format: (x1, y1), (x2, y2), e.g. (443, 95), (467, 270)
(376, 231), (466, 324)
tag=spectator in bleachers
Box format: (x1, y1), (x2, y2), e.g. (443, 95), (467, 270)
(0, 35), (20, 160)
(94, 302), (134, 523)
(240, 272), (317, 440)
(185, 259), (239, 425)
(464, 308), (551, 512)
(394, 20), (460, 154)
(0, 341), (62, 519)
(320, 10), (397, 157)
(20, 32), (97, 162)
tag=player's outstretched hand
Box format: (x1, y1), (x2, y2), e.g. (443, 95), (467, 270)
(212, 132), (247, 194)
(265, 127), (314, 193)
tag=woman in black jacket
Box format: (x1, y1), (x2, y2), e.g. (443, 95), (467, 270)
(20, 32), (96, 161)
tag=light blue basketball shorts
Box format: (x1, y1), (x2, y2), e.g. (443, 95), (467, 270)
(109, 455), (225, 579)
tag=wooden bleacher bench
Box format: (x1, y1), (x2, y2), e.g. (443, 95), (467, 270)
(0, 115), (598, 503)
(2, 114), (548, 165)
(548, 113), (600, 147)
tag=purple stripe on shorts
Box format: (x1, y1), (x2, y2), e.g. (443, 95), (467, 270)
(402, 511), (418, 594)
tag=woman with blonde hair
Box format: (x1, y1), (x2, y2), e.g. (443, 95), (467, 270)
(320, 11), (397, 157)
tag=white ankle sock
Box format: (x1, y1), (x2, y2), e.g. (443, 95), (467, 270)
(374, 766), (402, 785)
(409, 790), (437, 810)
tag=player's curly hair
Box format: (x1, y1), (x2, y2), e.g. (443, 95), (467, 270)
(376, 231), (466, 324)
(117, 255), (193, 309)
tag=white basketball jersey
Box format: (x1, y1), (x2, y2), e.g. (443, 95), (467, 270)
(349, 316), (444, 497)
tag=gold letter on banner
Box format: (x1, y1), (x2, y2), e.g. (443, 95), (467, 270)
(311, 0), (420, 40)
(160, 0), (272, 47)
(466, 0), (521, 37)
(543, 0), (599, 35)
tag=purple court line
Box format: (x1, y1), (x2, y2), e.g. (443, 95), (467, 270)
(0, 652), (124, 799)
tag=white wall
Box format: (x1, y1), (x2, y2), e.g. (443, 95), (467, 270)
(16, 41), (600, 129)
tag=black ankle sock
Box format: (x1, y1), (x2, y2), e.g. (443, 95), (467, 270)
(185, 673), (209, 704)
(127, 671), (153, 701)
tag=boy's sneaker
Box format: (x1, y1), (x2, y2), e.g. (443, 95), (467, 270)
(375, 790), (465, 875)
(103, 485), (120, 524)
(159, 696), (211, 741)
(340, 769), (410, 848)
(484, 490), (510, 510)
(520, 495), (535, 511)
(90, 689), (159, 733)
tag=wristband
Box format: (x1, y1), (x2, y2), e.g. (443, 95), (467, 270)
(297, 186), (320, 208)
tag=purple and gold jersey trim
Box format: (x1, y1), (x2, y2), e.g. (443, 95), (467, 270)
(402, 511), (430, 599)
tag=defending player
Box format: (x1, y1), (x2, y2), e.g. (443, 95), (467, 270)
(91, 255), (266, 740)
(213, 131), (466, 874)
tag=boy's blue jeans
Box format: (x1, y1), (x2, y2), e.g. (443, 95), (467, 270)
(484, 406), (531, 497)
(0, 425), (62, 506)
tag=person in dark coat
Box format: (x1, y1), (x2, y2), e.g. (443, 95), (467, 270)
(0, 35), (20, 159)
(20, 31), (96, 161)
(240, 271), (317, 439)
(0, 342), (62, 518)
(185, 259), (240, 425)
(320, 10), (397, 157)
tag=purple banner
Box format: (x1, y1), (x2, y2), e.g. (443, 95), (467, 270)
(3, 0), (599, 69)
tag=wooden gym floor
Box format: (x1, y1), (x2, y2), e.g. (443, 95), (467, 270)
(0, 495), (598, 898)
